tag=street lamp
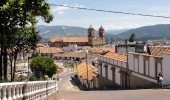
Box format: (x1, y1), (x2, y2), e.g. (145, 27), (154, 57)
(27, 53), (32, 81)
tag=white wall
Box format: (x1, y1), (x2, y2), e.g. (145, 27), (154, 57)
(129, 53), (158, 78)
(115, 67), (120, 85)
(122, 62), (126, 68)
(149, 57), (155, 77)
(98, 64), (101, 75)
(145, 60), (149, 76)
(104, 57), (107, 62)
(114, 60), (117, 65)
(102, 63), (106, 77)
(117, 47), (135, 54)
(118, 61), (122, 67)
(106, 58), (110, 63)
(163, 54), (170, 85)
(128, 53), (134, 71)
(134, 58), (138, 72)
(108, 65), (112, 81)
(139, 55), (144, 74)
(62, 44), (77, 52)
(110, 59), (114, 64)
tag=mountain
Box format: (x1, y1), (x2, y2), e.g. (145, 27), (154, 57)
(116, 24), (170, 41)
(36, 25), (87, 38)
(106, 29), (129, 35)
(36, 25), (128, 43)
(105, 29), (129, 43)
(36, 24), (170, 43)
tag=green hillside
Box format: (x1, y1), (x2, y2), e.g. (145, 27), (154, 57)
(116, 24), (170, 41)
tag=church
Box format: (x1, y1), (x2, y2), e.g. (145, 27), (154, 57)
(48, 25), (106, 48)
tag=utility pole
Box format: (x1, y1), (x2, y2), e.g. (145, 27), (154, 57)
(125, 39), (129, 69)
(85, 50), (89, 90)
(125, 39), (130, 88)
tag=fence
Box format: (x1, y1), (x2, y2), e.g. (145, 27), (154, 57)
(0, 80), (58, 100)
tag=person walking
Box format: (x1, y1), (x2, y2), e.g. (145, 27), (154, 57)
(157, 72), (163, 88)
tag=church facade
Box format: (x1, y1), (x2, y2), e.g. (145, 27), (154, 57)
(48, 25), (106, 48)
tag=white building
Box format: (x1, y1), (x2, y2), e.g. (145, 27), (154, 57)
(62, 44), (78, 52)
(95, 46), (170, 89)
(114, 41), (146, 54)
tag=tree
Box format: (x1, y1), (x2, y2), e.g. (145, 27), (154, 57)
(0, 0), (53, 81)
(30, 56), (57, 79)
(8, 26), (41, 81)
(129, 33), (136, 42)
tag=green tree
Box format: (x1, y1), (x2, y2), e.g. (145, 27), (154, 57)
(129, 33), (136, 42)
(0, 0), (53, 81)
(30, 56), (57, 79)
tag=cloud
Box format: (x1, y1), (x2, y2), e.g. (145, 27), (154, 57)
(52, 4), (69, 15)
(103, 23), (140, 30)
(51, 4), (85, 15)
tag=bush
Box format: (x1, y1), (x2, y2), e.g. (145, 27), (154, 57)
(30, 56), (57, 79)
(64, 61), (74, 68)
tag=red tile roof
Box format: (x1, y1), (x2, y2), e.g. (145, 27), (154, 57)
(89, 47), (115, 54)
(101, 52), (127, 62)
(148, 46), (170, 57)
(49, 37), (88, 43)
(77, 62), (98, 81)
(36, 47), (62, 54)
(54, 52), (86, 58)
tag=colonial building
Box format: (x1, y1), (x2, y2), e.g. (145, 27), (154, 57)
(48, 25), (105, 48)
(95, 46), (170, 89)
(96, 52), (128, 89)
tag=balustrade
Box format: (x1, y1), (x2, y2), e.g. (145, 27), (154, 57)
(0, 81), (58, 100)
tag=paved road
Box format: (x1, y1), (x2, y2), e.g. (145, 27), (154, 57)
(57, 73), (170, 100)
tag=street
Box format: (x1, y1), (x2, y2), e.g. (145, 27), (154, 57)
(57, 73), (170, 100)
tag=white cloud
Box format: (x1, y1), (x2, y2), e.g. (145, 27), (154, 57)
(103, 23), (140, 30)
(51, 4), (85, 15)
(52, 4), (69, 15)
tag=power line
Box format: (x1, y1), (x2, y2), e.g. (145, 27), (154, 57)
(50, 4), (170, 19)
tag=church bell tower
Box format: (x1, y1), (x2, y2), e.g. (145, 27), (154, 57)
(98, 25), (105, 39)
(88, 25), (95, 46)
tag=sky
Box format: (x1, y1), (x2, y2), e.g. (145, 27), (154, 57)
(37, 0), (170, 30)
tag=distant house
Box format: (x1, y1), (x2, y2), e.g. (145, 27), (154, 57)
(114, 41), (146, 54)
(76, 62), (98, 89)
(36, 47), (62, 58)
(54, 52), (86, 61)
(48, 25), (106, 48)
